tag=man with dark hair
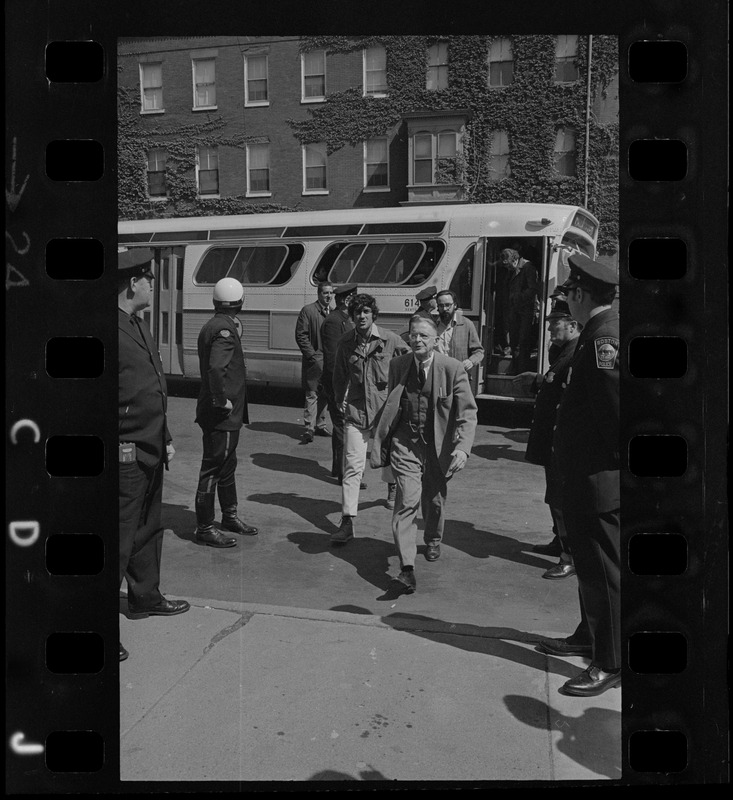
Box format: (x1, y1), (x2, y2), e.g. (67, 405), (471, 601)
(331, 294), (409, 543)
(320, 284), (358, 484)
(194, 277), (259, 547)
(500, 248), (539, 374)
(513, 296), (580, 579)
(538, 253), (620, 697)
(370, 314), (478, 592)
(435, 289), (485, 375)
(295, 281), (334, 443)
(118, 248), (190, 661)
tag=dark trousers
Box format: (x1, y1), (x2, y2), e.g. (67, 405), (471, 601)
(563, 506), (621, 670)
(119, 459), (164, 607)
(195, 428), (240, 526)
(507, 308), (535, 373)
(321, 375), (345, 479)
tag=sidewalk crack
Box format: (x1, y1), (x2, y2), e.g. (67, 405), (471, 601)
(203, 612), (254, 656)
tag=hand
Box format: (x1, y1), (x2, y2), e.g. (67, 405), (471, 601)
(511, 371), (539, 390)
(446, 449), (468, 478)
(166, 443), (176, 462)
(462, 359), (474, 371)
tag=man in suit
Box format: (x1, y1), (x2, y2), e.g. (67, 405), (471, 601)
(118, 248), (190, 661)
(295, 281), (334, 443)
(194, 277), (259, 547)
(538, 253), (620, 697)
(500, 248), (540, 374)
(370, 315), (478, 592)
(435, 289), (485, 376)
(513, 297), (580, 579)
(320, 284), (358, 484)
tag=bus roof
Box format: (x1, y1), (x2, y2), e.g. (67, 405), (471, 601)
(118, 203), (598, 241)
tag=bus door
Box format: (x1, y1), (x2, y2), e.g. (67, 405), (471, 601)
(156, 246), (185, 375)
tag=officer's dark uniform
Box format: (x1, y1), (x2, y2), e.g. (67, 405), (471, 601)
(118, 248), (189, 634)
(551, 255), (620, 686)
(414, 285), (439, 323)
(319, 284), (357, 481)
(194, 310), (257, 539)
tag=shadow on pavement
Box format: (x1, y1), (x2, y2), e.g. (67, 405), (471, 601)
(504, 695), (621, 779)
(471, 442), (529, 463)
(162, 502), (197, 543)
(441, 520), (555, 570)
(308, 768), (387, 780)
(249, 491), (340, 534)
(250, 452), (334, 483)
(246, 420), (304, 441)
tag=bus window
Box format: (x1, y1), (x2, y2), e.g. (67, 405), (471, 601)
(195, 244), (304, 286)
(448, 245), (475, 309)
(351, 242), (424, 284)
(404, 240), (444, 285)
(194, 248), (237, 284)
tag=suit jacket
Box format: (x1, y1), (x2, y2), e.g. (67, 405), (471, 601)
(118, 308), (170, 468)
(295, 300), (331, 390)
(438, 310), (485, 367)
(370, 351), (478, 474)
(507, 259), (539, 311)
(320, 308), (354, 379)
(552, 308), (619, 513)
(195, 312), (249, 431)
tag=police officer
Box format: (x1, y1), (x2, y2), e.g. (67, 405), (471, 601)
(118, 248), (190, 662)
(538, 253), (620, 697)
(194, 278), (259, 547)
(414, 285), (439, 323)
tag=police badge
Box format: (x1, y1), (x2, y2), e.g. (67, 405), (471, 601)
(595, 337), (619, 369)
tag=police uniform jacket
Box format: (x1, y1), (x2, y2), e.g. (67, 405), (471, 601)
(195, 312), (249, 431)
(118, 308), (171, 468)
(552, 308), (619, 513)
(525, 336), (579, 467)
(295, 300), (330, 391)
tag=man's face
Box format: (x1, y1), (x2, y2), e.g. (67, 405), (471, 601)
(318, 285), (334, 307)
(354, 304), (374, 334)
(132, 271), (155, 311)
(547, 317), (575, 345)
(436, 294), (456, 323)
(408, 319), (438, 360)
(420, 296), (437, 313)
(565, 286), (581, 320)
(500, 252), (518, 270)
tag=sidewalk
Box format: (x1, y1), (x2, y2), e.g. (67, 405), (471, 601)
(120, 597), (621, 783)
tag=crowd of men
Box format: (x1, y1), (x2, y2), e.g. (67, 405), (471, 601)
(118, 247), (620, 698)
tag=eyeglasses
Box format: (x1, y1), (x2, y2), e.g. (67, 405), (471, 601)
(436, 302), (454, 309)
(408, 332), (434, 341)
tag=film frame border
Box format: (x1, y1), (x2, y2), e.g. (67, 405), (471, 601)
(5, 0), (729, 790)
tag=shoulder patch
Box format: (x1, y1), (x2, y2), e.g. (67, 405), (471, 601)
(218, 329), (231, 338)
(595, 337), (619, 369)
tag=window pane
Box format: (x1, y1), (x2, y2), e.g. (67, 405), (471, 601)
(248, 55), (267, 80)
(239, 246), (287, 283)
(148, 172), (166, 196)
(248, 144), (269, 169)
(147, 148), (166, 170)
(303, 50), (325, 74)
(199, 169), (219, 193)
(195, 59), (215, 83)
(304, 75), (325, 97)
(366, 162), (388, 187)
(366, 138), (387, 161)
(414, 160), (433, 184)
(195, 248), (236, 284)
(438, 133), (456, 157)
(329, 243), (366, 283)
(142, 64), (161, 88)
(143, 88), (163, 111)
(365, 46), (386, 70)
(556, 35), (578, 58)
(250, 169), (269, 191)
(305, 167), (326, 189)
(305, 144), (326, 167)
(414, 135), (432, 158)
(199, 148), (218, 169)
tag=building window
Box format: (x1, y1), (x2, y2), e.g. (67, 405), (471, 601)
(412, 130), (458, 185)
(364, 138), (389, 190)
(363, 45), (388, 96)
(244, 54), (268, 105)
(426, 41), (449, 90)
(554, 127), (577, 176)
(554, 35), (579, 83)
(146, 148), (168, 197)
(488, 38), (514, 87)
(487, 130), (511, 182)
(193, 58), (216, 108)
(303, 143), (328, 193)
(197, 146), (219, 195)
(301, 50), (326, 102)
(247, 143), (271, 195)
(140, 63), (163, 113)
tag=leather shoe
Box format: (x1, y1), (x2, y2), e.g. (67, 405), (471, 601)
(560, 665), (621, 696)
(195, 527), (238, 548)
(128, 598), (191, 620)
(222, 516), (258, 536)
(315, 426), (331, 437)
(119, 643), (129, 662)
(331, 515), (354, 544)
(425, 543), (441, 561)
(532, 537), (562, 556)
(301, 431), (314, 444)
(542, 562), (576, 580)
(396, 568), (416, 593)
(537, 638), (592, 657)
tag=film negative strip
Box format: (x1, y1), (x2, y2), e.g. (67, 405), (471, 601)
(5, 0), (728, 790)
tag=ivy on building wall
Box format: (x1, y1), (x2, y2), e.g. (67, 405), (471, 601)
(290, 35), (619, 253)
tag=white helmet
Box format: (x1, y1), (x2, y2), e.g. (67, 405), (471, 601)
(213, 277), (244, 308)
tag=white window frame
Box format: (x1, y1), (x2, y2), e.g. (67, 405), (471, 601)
(410, 129), (459, 185)
(146, 147), (168, 199)
(487, 38), (514, 88)
(363, 45), (388, 97)
(246, 143), (271, 197)
(196, 146), (220, 197)
(301, 50), (326, 103)
(553, 126), (577, 176)
(426, 41), (449, 91)
(244, 53), (269, 107)
(554, 35), (579, 83)
(487, 130), (511, 182)
(363, 138), (390, 192)
(192, 58), (217, 110)
(139, 62), (164, 114)
(302, 143), (328, 195)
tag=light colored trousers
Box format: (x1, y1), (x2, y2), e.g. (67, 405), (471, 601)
(304, 388), (328, 432)
(342, 423), (393, 516)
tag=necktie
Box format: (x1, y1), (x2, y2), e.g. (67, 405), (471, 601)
(418, 365), (426, 388)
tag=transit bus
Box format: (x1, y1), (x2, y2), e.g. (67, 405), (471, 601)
(118, 202), (600, 402)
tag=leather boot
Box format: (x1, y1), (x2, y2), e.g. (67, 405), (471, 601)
(221, 506), (258, 536)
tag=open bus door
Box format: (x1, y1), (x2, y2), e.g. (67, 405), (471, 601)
(142, 247), (185, 376)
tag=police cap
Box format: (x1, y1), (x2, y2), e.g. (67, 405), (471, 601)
(334, 283), (358, 299)
(415, 285), (438, 302)
(563, 252), (618, 289)
(546, 299), (573, 320)
(118, 247), (154, 277)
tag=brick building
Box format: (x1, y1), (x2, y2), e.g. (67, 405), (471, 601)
(118, 35), (619, 254)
